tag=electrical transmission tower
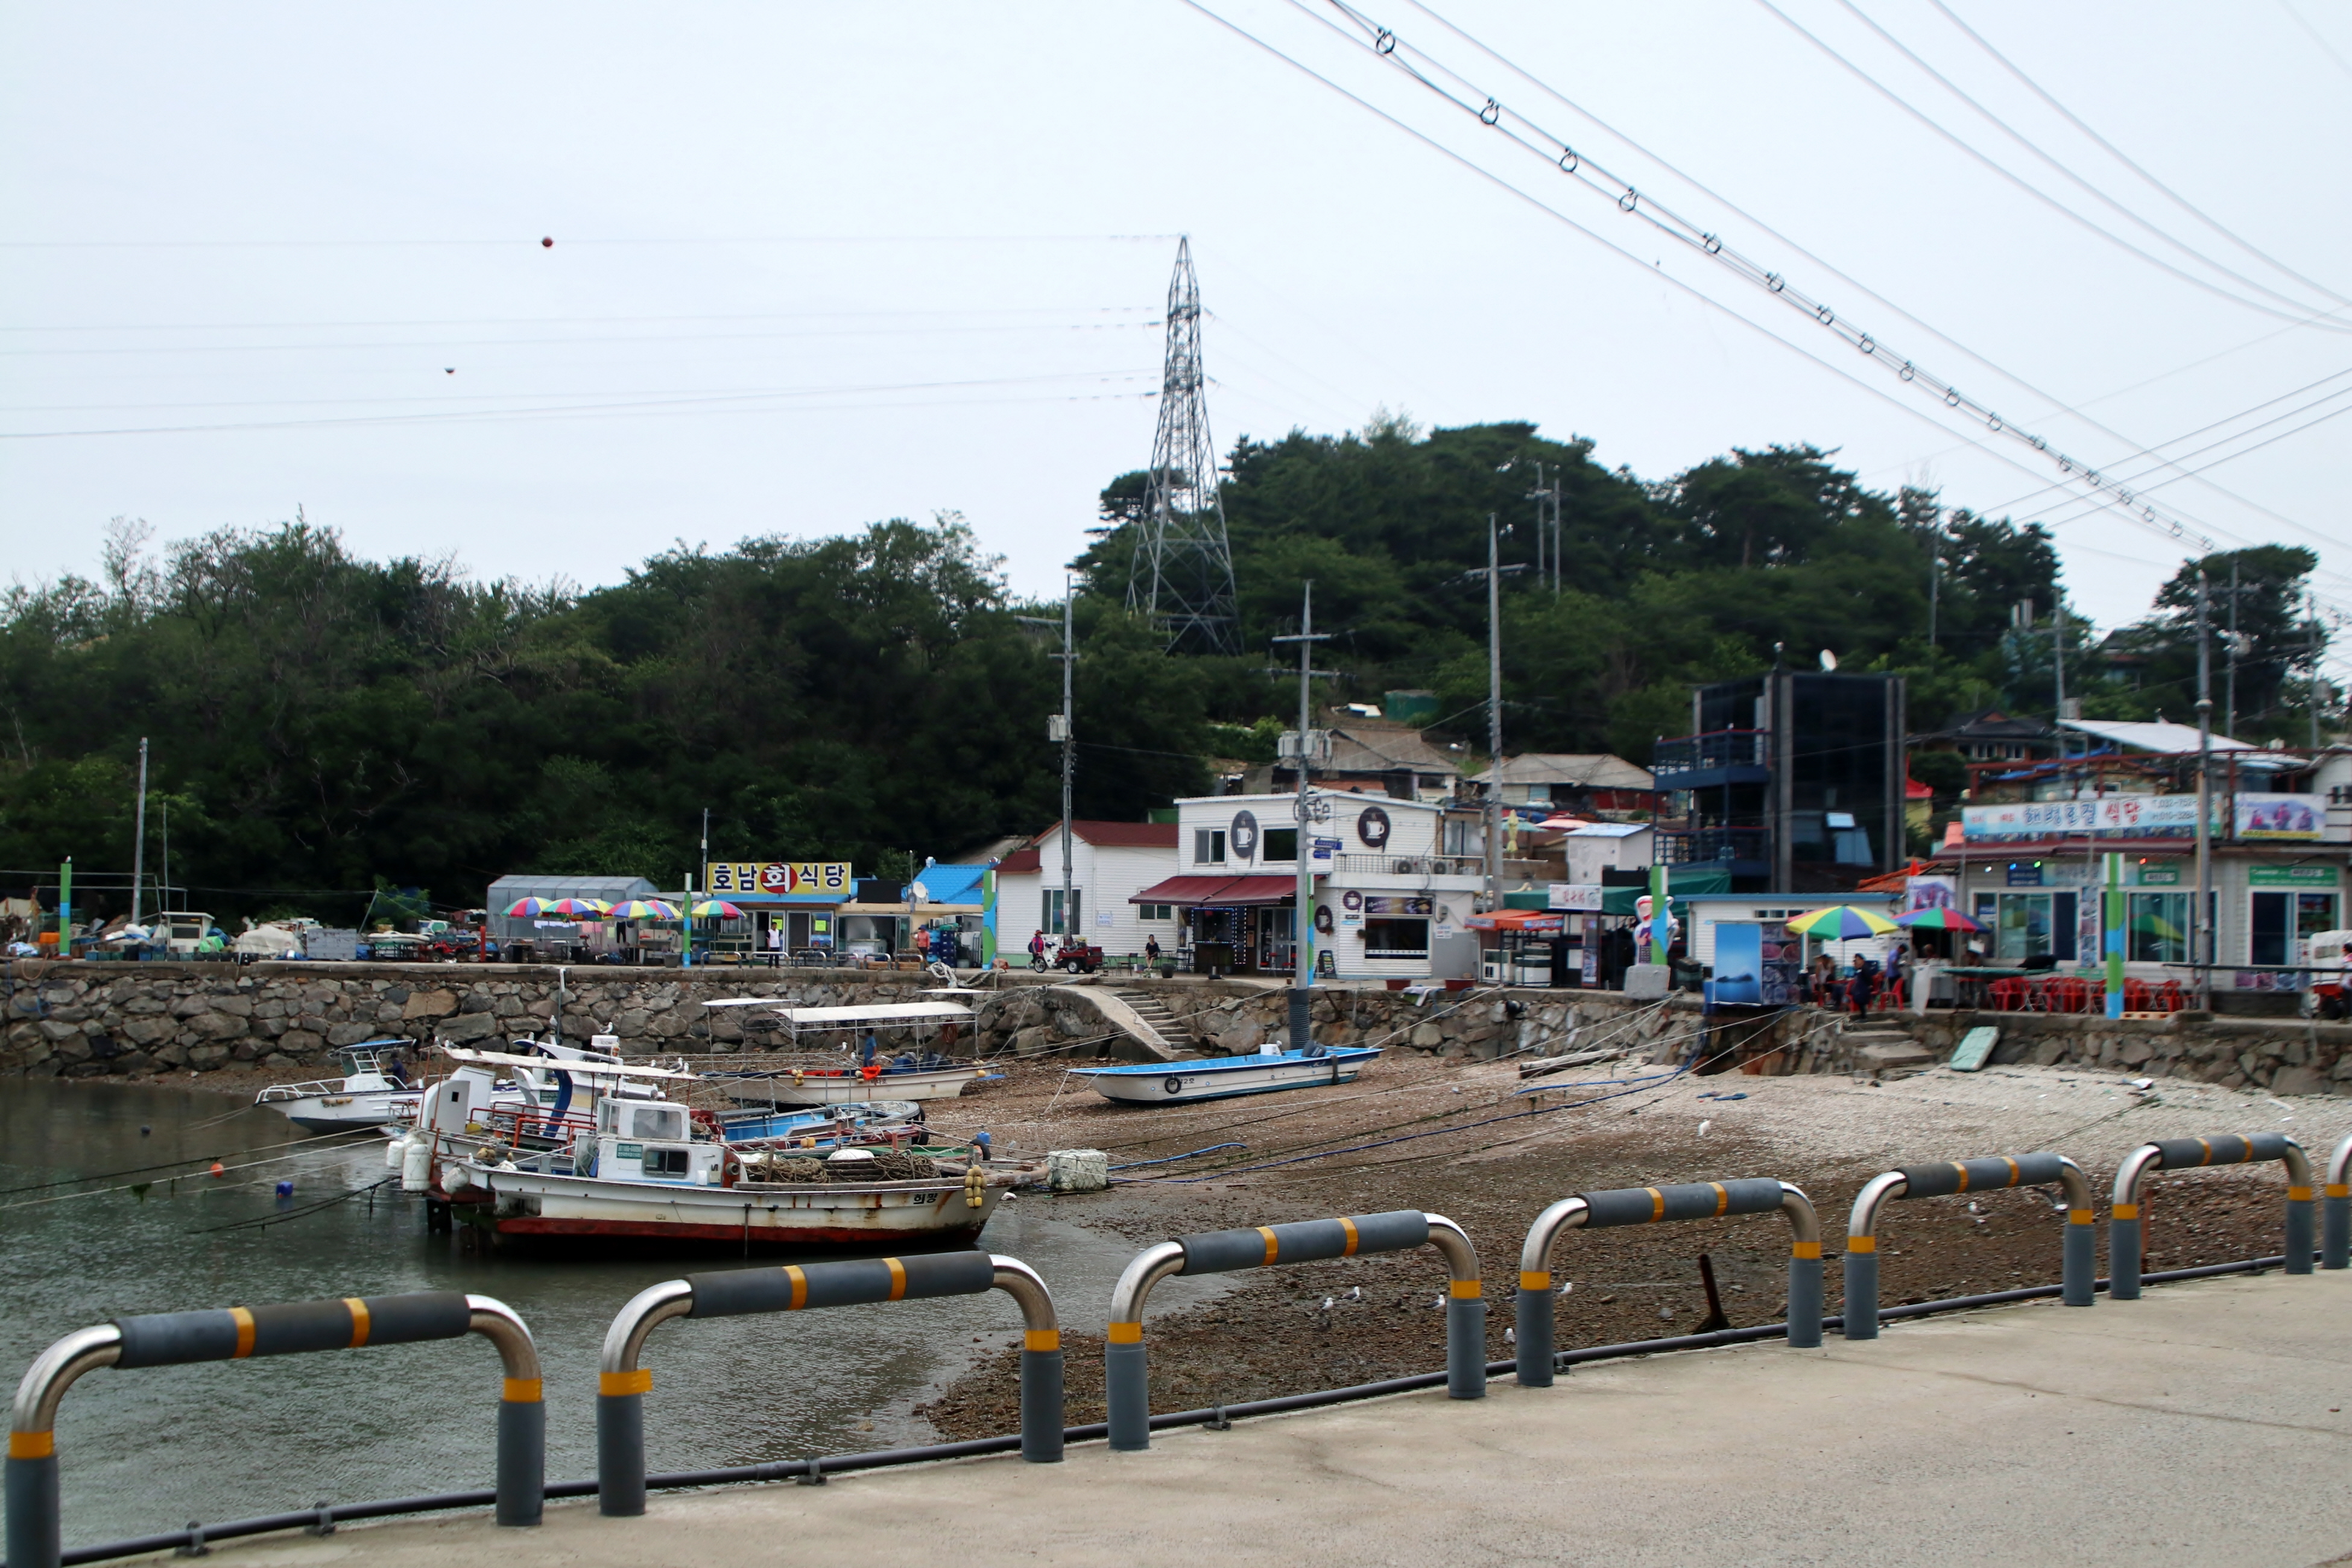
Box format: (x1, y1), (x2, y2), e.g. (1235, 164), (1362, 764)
(1127, 236), (1239, 655)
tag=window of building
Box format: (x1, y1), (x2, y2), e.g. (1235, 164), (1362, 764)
(1362, 918), (1430, 959)
(1139, 903), (1174, 922)
(2125, 892), (2190, 964)
(1042, 888), (1083, 934)
(1973, 891), (2078, 961)
(1262, 827), (1298, 862)
(2250, 890), (2339, 966)
(1193, 829), (1226, 865)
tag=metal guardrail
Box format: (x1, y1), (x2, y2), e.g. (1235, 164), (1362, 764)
(1844, 1155), (2095, 1339)
(1515, 1179), (1822, 1386)
(4, 1291), (541, 1568)
(1104, 1210), (1483, 1451)
(2110, 1134), (2313, 1299)
(594, 1251), (1061, 1517)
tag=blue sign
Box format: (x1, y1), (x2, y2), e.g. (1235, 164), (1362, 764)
(2005, 862), (2043, 886)
(1711, 922), (1763, 1006)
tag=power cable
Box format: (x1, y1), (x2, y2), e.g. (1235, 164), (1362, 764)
(1925, 0), (2351, 310)
(1829, 0), (2345, 317)
(0, 318), (1160, 361)
(1748, 0), (2352, 332)
(1283, 0), (2232, 555)
(2274, 0), (2352, 83)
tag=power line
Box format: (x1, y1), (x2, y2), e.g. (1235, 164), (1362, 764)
(1828, 0), (2346, 317)
(2274, 0), (2352, 83)
(1748, 0), (2352, 334)
(0, 318), (1160, 361)
(1925, 0), (2352, 311)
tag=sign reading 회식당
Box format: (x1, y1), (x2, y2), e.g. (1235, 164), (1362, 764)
(704, 862), (853, 897)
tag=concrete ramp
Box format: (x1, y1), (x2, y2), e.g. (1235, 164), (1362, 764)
(1051, 984), (1178, 1061)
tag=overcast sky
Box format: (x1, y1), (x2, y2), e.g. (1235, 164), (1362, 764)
(5, 1), (2348, 662)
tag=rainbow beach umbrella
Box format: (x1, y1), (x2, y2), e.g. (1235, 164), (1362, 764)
(545, 897), (612, 917)
(1786, 905), (1900, 940)
(689, 900), (745, 919)
(606, 899), (682, 920)
(504, 897), (557, 918)
(1895, 906), (1984, 933)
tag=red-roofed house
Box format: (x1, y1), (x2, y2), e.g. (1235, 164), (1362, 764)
(994, 820), (1180, 964)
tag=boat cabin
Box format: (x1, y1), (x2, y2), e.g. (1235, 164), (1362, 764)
(585, 1098), (722, 1185)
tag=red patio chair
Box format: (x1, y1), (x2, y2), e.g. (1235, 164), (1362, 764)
(1988, 978), (2029, 1012)
(2049, 976), (2091, 1014)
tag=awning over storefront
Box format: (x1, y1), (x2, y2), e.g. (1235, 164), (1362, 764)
(1465, 911), (1566, 933)
(1131, 875), (1297, 907)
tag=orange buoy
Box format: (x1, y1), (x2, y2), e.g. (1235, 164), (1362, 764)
(208, 1160), (226, 1178)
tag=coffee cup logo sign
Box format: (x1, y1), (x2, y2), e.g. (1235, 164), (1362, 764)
(1355, 805), (1391, 850)
(1229, 809), (1260, 861)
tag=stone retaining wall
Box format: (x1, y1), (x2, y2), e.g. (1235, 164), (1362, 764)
(1903, 1009), (2352, 1096)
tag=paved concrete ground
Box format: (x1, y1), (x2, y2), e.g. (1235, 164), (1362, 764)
(178, 1271), (2352, 1568)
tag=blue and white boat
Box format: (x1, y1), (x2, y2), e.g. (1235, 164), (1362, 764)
(1067, 1046), (1380, 1106)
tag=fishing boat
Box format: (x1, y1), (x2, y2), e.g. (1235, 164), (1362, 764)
(1067, 1045), (1380, 1105)
(702, 998), (997, 1104)
(716, 1099), (923, 1144)
(437, 1094), (1012, 1250)
(256, 1036), (665, 1135)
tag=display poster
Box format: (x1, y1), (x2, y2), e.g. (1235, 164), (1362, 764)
(1712, 922), (1763, 1005)
(1363, 896), (1434, 916)
(1547, 882), (1605, 912)
(1903, 876), (1956, 914)
(2237, 795), (2323, 839)
(704, 862), (853, 896)
(1759, 920), (1800, 1006)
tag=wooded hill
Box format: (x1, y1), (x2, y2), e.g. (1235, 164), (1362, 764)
(0, 418), (2324, 922)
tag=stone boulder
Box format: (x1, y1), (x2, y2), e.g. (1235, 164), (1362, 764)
(402, 989), (460, 1020)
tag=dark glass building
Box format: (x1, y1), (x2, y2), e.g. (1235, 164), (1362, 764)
(1652, 672), (1907, 893)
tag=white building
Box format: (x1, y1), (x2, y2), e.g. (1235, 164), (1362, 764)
(993, 821), (1178, 963)
(1141, 792), (1488, 979)
(1558, 822), (1652, 885)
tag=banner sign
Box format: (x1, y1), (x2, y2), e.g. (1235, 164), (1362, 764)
(1363, 895), (1433, 916)
(1963, 794), (2321, 842)
(2249, 865), (2338, 887)
(1546, 882), (1606, 912)
(705, 862), (853, 896)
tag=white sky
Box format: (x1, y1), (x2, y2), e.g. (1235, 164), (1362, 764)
(4, 1), (2348, 658)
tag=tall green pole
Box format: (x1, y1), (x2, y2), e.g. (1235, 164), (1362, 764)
(57, 857), (72, 958)
(1648, 861), (1671, 966)
(2104, 852), (2125, 1019)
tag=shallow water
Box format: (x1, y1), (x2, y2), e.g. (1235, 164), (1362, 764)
(0, 1078), (1215, 1549)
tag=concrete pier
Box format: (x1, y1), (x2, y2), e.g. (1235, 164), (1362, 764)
(154, 1270), (2352, 1568)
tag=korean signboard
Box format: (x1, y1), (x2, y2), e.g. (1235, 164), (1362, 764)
(1963, 794), (2321, 843)
(704, 862), (854, 897)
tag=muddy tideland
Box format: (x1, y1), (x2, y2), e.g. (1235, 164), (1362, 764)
(911, 1050), (2352, 1438)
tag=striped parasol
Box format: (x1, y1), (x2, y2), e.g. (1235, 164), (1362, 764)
(1895, 906), (1984, 932)
(606, 899), (683, 920)
(1786, 905), (1900, 940)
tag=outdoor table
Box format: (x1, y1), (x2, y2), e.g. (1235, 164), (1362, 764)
(1941, 966), (2029, 1010)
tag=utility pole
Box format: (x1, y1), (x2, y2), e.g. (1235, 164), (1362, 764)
(130, 738), (148, 930)
(2195, 569), (2214, 1010)
(1272, 584), (1335, 1051)
(2227, 557), (2240, 741)
(684, 806), (709, 970)
(1487, 513), (1505, 912)
(1057, 582), (1076, 950)
(1927, 523), (1941, 652)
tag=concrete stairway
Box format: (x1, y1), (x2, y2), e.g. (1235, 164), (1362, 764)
(1112, 988), (1187, 1054)
(1840, 1020), (1936, 1077)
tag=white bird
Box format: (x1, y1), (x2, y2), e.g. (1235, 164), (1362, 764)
(1558, 1281), (1573, 1295)
(1696, 1119), (1712, 1137)
(1322, 1296), (1334, 1311)
(1504, 1327), (1516, 1344)
(1434, 1293), (1446, 1310)
(1349, 1286), (1362, 1301)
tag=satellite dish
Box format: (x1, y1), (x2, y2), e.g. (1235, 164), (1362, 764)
(1818, 649), (1839, 671)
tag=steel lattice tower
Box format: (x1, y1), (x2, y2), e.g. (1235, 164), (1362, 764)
(1128, 237), (1239, 654)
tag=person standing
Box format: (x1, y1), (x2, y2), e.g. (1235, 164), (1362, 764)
(1028, 929), (1046, 969)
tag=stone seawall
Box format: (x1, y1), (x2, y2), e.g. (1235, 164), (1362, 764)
(1902, 1008), (2352, 1095)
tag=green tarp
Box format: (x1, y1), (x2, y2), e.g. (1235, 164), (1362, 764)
(1499, 865), (1733, 917)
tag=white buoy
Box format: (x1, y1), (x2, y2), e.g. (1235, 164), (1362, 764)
(400, 1137), (432, 1193)
(384, 1133), (408, 1171)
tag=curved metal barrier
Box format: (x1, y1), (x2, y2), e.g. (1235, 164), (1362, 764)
(1515, 1180), (1820, 1386)
(2325, 1133), (2352, 1271)
(2111, 1134), (2313, 1299)
(4, 1291), (540, 1568)
(596, 1251), (1061, 1516)
(1105, 1210), (1482, 1451)
(1842, 1154), (2095, 1338)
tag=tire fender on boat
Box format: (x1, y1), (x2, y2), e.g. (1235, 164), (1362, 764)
(1163, 1076), (1184, 1095)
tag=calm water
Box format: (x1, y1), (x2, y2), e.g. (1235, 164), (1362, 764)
(0, 1078), (1217, 1549)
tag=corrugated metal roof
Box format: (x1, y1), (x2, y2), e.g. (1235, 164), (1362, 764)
(1474, 753), (1656, 789)
(486, 874), (657, 897)
(2058, 719), (2254, 753)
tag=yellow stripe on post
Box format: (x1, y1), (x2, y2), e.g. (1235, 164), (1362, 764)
(1024, 1329), (1061, 1353)
(2196, 1137), (2214, 1166)
(1257, 1226), (1280, 1265)
(785, 1265), (808, 1310)
(1646, 1188), (1665, 1222)
(229, 1306), (256, 1359)
(1338, 1216), (1360, 1257)
(2290, 1186), (2314, 1203)
(599, 1369), (652, 1396)
(2069, 1209), (2095, 1225)
(345, 1297), (372, 1349)
(1791, 1241), (1822, 1260)
(1710, 1183), (1728, 1218)
(502, 1378), (543, 1404)
(1844, 1236), (1876, 1254)
(1519, 1271), (1552, 1292)
(9, 1430), (55, 1460)
(1952, 1162), (1970, 1193)
(885, 1257), (908, 1301)
(1448, 1279), (1482, 1300)
(1105, 1321), (1143, 1344)
(2111, 1203), (2139, 1221)
(2003, 1157), (2020, 1186)
(2329, 1184), (2351, 1200)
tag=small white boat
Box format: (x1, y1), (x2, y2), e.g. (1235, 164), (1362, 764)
(1069, 1046), (1380, 1105)
(714, 1062), (996, 1107)
(253, 1043), (453, 1133)
(441, 1096), (1005, 1250)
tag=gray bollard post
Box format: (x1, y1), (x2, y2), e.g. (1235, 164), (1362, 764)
(1105, 1333), (1151, 1451)
(5, 1435), (62, 1568)
(1786, 1244), (1824, 1348)
(596, 1373), (649, 1517)
(1513, 1272), (1556, 1388)
(1446, 1285), (1487, 1399)
(1019, 1333), (1064, 1463)
(2287, 1183), (2316, 1275)
(496, 1386), (545, 1526)
(1841, 1245), (1882, 1341)
(2063, 1209), (2098, 1306)
(2113, 1134), (2311, 1300)
(2110, 1206), (2146, 1299)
